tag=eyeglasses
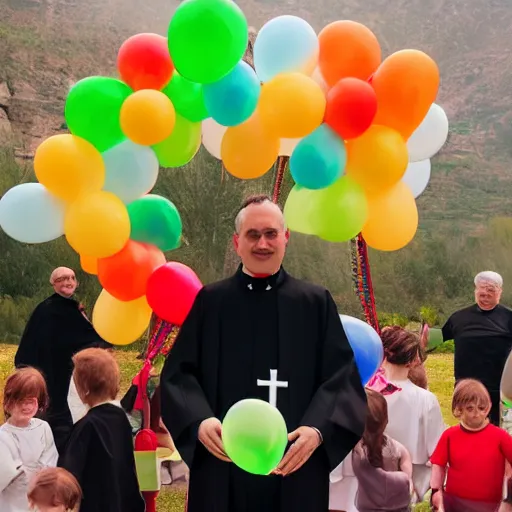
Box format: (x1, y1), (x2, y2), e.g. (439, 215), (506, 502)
(244, 229), (280, 241)
(54, 275), (76, 283)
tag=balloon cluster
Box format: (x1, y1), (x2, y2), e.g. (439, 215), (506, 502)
(0, 0), (449, 345)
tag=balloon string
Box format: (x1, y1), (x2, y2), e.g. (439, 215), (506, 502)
(272, 156), (288, 204)
(350, 234), (380, 335)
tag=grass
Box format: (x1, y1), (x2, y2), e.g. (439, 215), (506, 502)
(0, 345), (456, 511)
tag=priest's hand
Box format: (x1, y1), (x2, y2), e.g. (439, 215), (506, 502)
(198, 417), (231, 463)
(273, 426), (322, 477)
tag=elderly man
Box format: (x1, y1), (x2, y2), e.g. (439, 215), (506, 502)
(161, 194), (367, 512)
(15, 266), (110, 452)
(442, 271), (512, 425)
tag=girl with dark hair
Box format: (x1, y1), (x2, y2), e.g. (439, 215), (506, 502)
(381, 326), (445, 503)
(352, 389), (412, 512)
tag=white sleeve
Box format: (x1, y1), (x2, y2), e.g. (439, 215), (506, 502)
(0, 434), (22, 492)
(426, 394), (446, 458)
(39, 423), (58, 468)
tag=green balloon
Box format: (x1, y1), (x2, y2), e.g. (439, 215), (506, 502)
(152, 114), (201, 168)
(283, 185), (317, 235)
(65, 76), (132, 152)
(128, 195), (182, 251)
(428, 328), (444, 351)
(168, 0), (248, 84)
(310, 176), (368, 243)
(163, 73), (208, 122)
(222, 399), (288, 475)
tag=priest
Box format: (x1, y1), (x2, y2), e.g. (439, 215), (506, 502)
(14, 266), (111, 452)
(160, 195), (367, 512)
(442, 271), (512, 425)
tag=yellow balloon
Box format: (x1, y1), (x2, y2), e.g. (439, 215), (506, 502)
(34, 134), (105, 202)
(120, 90), (176, 146)
(221, 113), (279, 179)
(92, 290), (152, 346)
(362, 181), (418, 251)
(80, 254), (98, 275)
(346, 125), (408, 193)
(64, 191), (130, 258)
(258, 72), (326, 139)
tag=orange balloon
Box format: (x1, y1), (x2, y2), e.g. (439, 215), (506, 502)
(80, 254), (98, 275)
(258, 73), (326, 139)
(372, 50), (440, 139)
(318, 21), (381, 87)
(362, 181), (418, 251)
(346, 125), (408, 193)
(221, 113), (279, 179)
(97, 240), (165, 301)
(120, 89), (176, 146)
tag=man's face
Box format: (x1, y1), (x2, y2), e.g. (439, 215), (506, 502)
(234, 203), (289, 276)
(52, 269), (77, 297)
(475, 282), (501, 310)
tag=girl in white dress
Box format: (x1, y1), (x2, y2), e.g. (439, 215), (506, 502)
(0, 367), (58, 512)
(380, 326), (446, 502)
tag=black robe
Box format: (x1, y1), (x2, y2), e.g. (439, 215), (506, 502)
(160, 266), (367, 512)
(443, 303), (512, 425)
(14, 293), (111, 451)
(58, 403), (145, 512)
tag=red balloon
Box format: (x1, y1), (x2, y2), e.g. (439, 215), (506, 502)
(98, 240), (165, 301)
(117, 33), (174, 91)
(146, 262), (202, 325)
(324, 78), (378, 140)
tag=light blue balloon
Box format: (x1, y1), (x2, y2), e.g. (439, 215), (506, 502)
(203, 61), (260, 126)
(340, 315), (384, 386)
(290, 124), (346, 190)
(102, 140), (159, 204)
(254, 15), (319, 82)
(0, 183), (65, 243)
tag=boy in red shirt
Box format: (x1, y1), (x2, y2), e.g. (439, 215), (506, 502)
(430, 379), (512, 512)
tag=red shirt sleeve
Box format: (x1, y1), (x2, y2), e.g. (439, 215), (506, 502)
(430, 429), (450, 467)
(500, 429), (512, 464)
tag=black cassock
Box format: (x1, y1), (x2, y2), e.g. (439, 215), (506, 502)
(14, 293), (110, 451)
(443, 303), (512, 425)
(58, 404), (145, 512)
(161, 266), (367, 512)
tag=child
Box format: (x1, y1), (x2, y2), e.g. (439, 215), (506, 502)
(352, 389), (412, 512)
(58, 348), (145, 512)
(431, 379), (512, 512)
(28, 467), (81, 512)
(0, 367), (58, 512)
(381, 326), (445, 501)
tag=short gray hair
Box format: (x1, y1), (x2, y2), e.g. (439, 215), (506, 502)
(474, 271), (503, 288)
(234, 195), (285, 234)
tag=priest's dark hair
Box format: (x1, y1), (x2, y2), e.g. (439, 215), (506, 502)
(28, 467), (82, 511)
(381, 326), (421, 367)
(72, 347), (120, 405)
(235, 194), (284, 233)
(3, 366), (49, 419)
(452, 379), (491, 418)
(361, 388), (388, 468)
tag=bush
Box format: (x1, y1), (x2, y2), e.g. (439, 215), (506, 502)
(431, 339), (455, 354)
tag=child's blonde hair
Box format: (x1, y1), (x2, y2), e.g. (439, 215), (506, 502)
(28, 467), (82, 511)
(452, 379), (491, 418)
(3, 367), (48, 418)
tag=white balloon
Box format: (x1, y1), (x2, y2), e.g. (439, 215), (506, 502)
(402, 159), (431, 198)
(279, 138), (302, 156)
(102, 140), (159, 205)
(311, 67), (329, 94)
(0, 182), (65, 243)
(407, 103), (449, 162)
(201, 118), (227, 160)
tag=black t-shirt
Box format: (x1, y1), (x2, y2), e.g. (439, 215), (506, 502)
(442, 304), (512, 390)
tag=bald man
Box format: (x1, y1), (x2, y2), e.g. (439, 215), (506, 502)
(15, 267), (111, 452)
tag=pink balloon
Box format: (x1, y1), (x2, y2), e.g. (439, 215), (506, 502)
(146, 262), (202, 325)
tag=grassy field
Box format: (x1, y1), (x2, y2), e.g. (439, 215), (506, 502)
(0, 345), (455, 511)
